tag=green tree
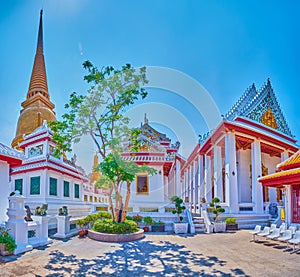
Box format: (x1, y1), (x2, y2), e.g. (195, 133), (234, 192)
(49, 61), (155, 222)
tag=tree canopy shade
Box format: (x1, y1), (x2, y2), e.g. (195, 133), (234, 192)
(49, 61), (156, 223)
(49, 61), (148, 158)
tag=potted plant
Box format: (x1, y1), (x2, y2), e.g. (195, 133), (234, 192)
(209, 197), (226, 232)
(143, 216), (153, 232)
(76, 218), (86, 237)
(0, 227), (16, 256)
(152, 220), (165, 232)
(225, 217), (238, 231)
(171, 195), (188, 234)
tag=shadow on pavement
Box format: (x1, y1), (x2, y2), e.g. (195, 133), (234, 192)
(44, 240), (250, 276)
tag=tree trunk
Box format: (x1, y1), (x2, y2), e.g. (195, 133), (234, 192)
(108, 187), (115, 222)
(122, 180), (131, 222)
(115, 190), (121, 223)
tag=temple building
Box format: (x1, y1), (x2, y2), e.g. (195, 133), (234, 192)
(83, 154), (109, 210)
(0, 143), (23, 223)
(259, 150), (300, 225)
(10, 121), (91, 216)
(11, 10), (56, 149)
(181, 80), (299, 226)
(7, 10), (104, 218)
(121, 115), (184, 212)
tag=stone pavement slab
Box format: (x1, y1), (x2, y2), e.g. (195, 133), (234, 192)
(0, 230), (299, 276)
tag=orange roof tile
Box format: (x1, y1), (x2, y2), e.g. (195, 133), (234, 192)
(277, 150), (300, 170)
(259, 168), (300, 181)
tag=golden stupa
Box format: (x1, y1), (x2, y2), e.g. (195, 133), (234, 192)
(90, 154), (101, 185)
(11, 10), (56, 149)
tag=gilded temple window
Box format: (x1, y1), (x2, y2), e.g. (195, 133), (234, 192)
(136, 174), (149, 195)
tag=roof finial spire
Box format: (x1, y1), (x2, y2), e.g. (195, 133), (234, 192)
(144, 113), (148, 124)
(37, 9), (43, 50)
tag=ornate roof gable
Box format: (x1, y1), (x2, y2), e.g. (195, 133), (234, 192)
(225, 79), (293, 137)
(123, 134), (166, 153)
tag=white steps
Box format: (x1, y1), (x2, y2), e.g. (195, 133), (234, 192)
(193, 216), (206, 233)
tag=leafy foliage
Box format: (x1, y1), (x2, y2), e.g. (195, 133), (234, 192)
(209, 197), (225, 222)
(170, 195), (186, 222)
(132, 214), (143, 223)
(49, 61), (148, 158)
(143, 216), (153, 226)
(0, 227), (16, 253)
(92, 219), (139, 234)
(48, 61), (156, 224)
(225, 217), (236, 224)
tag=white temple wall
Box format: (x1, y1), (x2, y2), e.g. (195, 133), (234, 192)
(0, 160), (10, 223)
(237, 149), (252, 203)
(261, 153), (281, 203)
(10, 169), (84, 210)
(127, 165), (165, 209)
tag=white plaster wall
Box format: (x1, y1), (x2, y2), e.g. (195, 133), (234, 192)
(261, 153), (281, 203)
(0, 161), (9, 223)
(237, 149), (252, 203)
(125, 165), (165, 208)
(11, 169), (85, 210)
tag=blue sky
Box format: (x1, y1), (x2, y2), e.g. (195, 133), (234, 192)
(0, 1), (299, 171)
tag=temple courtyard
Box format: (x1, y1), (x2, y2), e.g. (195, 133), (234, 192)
(0, 230), (299, 276)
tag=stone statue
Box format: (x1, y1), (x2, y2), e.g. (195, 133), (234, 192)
(35, 203), (48, 216)
(269, 203), (278, 218)
(58, 206), (68, 216)
(24, 205), (33, 221)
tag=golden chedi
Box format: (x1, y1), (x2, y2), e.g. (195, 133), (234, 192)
(12, 10), (56, 149)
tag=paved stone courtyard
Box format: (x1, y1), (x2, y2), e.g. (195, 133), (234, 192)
(0, 230), (299, 276)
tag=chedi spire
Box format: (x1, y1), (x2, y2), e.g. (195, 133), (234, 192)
(12, 10), (56, 149)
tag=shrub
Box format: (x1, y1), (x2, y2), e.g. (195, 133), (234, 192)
(225, 217), (236, 224)
(209, 197), (225, 222)
(96, 211), (112, 219)
(126, 215), (132, 220)
(0, 228), (16, 253)
(92, 219), (139, 234)
(76, 219), (86, 230)
(132, 214), (143, 222)
(170, 195), (186, 222)
(143, 216), (153, 226)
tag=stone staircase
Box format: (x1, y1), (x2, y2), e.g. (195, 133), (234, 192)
(192, 216), (206, 233)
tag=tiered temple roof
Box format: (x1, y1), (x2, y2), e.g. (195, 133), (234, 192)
(225, 79), (293, 137)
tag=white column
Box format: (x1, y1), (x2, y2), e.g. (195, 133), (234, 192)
(54, 215), (71, 239)
(225, 132), (238, 213)
(214, 145), (223, 200)
(164, 175), (168, 201)
(251, 139), (263, 213)
(188, 165), (192, 203)
(204, 155), (212, 203)
(6, 192), (33, 254)
(175, 159), (181, 197)
(199, 155), (205, 200)
(184, 170), (187, 199)
(194, 159), (199, 209)
(281, 150), (289, 162)
(285, 186), (291, 225)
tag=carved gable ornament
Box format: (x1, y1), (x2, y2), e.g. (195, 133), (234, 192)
(225, 79), (293, 137)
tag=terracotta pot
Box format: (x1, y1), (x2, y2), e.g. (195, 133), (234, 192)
(0, 244), (13, 256)
(143, 227), (149, 232)
(84, 229), (88, 235)
(78, 230), (85, 237)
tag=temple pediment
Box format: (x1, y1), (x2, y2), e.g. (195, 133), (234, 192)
(225, 79), (293, 137)
(124, 134), (166, 153)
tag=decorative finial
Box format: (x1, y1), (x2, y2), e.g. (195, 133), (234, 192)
(144, 113), (148, 124)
